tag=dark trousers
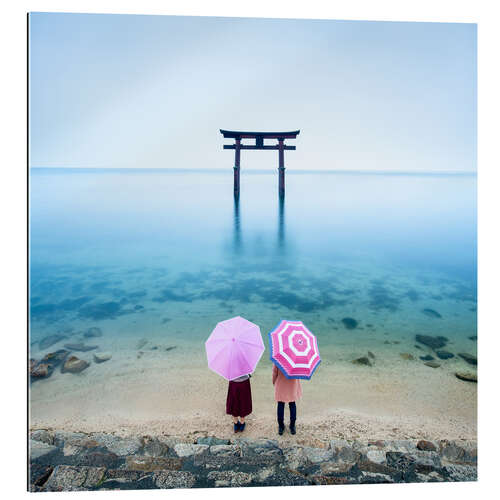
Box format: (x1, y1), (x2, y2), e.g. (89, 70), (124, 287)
(277, 401), (296, 426)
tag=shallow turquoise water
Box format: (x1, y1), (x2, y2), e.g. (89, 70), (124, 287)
(29, 168), (477, 353)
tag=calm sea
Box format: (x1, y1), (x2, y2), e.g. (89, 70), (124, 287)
(29, 168), (477, 354)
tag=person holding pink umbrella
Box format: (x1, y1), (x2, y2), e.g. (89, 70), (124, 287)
(205, 316), (265, 433)
(272, 364), (302, 435)
(226, 373), (252, 432)
(269, 320), (321, 435)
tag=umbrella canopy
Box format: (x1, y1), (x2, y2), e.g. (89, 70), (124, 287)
(205, 316), (265, 381)
(269, 320), (321, 379)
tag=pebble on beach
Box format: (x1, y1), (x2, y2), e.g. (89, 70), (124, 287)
(424, 361), (441, 368)
(93, 352), (112, 363)
(61, 356), (90, 374)
(455, 372), (477, 383)
(399, 353), (414, 360)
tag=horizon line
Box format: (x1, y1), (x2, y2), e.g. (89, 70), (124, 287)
(29, 166), (477, 176)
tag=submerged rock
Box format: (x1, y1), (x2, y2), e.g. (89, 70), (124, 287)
(40, 349), (70, 367)
(64, 343), (98, 352)
(455, 372), (477, 383)
(400, 353), (415, 361)
(468, 335), (477, 341)
(165, 346), (177, 352)
(341, 318), (358, 330)
(367, 351), (375, 359)
(458, 353), (477, 366)
(136, 338), (148, 349)
(352, 356), (372, 366)
(415, 335), (448, 350)
(419, 355), (434, 361)
(61, 356), (90, 374)
(31, 363), (52, 380)
(424, 361), (441, 368)
(84, 327), (103, 338)
(421, 308), (442, 318)
(93, 352), (112, 363)
(39, 334), (67, 350)
(436, 350), (454, 360)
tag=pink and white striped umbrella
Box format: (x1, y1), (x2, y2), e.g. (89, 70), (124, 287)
(269, 320), (321, 379)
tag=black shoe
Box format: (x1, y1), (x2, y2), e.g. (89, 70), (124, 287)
(239, 422), (246, 432)
(290, 423), (296, 435)
(234, 422), (240, 433)
(278, 425), (285, 435)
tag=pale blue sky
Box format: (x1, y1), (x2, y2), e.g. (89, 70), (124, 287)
(29, 13), (476, 171)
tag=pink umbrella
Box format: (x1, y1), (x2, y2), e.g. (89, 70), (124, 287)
(269, 320), (321, 379)
(205, 316), (265, 381)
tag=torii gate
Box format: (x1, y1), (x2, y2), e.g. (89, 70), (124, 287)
(220, 129), (300, 197)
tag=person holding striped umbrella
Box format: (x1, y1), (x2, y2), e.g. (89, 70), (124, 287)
(269, 320), (321, 435)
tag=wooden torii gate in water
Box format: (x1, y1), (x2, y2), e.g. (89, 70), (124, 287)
(220, 129), (300, 197)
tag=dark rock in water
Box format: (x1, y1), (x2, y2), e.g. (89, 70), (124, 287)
(352, 356), (372, 366)
(468, 335), (477, 341)
(165, 346), (177, 352)
(134, 305), (144, 311)
(417, 440), (437, 451)
(419, 355), (434, 361)
(366, 323), (374, 328)
(40, 349), (70, 367)
(424, 361), (441, 368)
(415, 335), (448, 350)
(436, 350), (454, 360)
(342, 318), (358, 330)
(367, 351), (375, 359)
(455, 372), (477, 383)
(136, 338), (148, 350)
(39, 334), (67, 350)
(400, 353), (415, 360)
(421, 308), (442, 318)
(458, 353), (477, 366)
(64, 343), (98, 352)
(61, 356), (90, 374)
(84, 327), (103, 338)
(161, 318), (171, 324)
(414, 345), (422, 349)
(383, 340), (390, 344)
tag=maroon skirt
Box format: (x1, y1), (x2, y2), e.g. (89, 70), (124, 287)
(226, 379), (252, 417)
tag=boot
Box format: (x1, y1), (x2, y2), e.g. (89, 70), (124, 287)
(290, 420), (296, 435)
(278, 421), (285, 435)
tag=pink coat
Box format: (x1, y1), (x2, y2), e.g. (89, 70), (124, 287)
(272, 365), (302, 403)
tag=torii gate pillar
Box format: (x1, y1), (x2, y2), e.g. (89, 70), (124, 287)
(278, 138), (285, 197)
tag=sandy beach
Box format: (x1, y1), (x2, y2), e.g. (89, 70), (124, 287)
(30, 337), (477, 445)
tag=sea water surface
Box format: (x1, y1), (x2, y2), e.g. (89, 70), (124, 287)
(29, 168), (477, 371)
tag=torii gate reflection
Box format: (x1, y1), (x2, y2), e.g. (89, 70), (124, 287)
(220, 129), (300, 197)
(232, 195), (287, 255)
